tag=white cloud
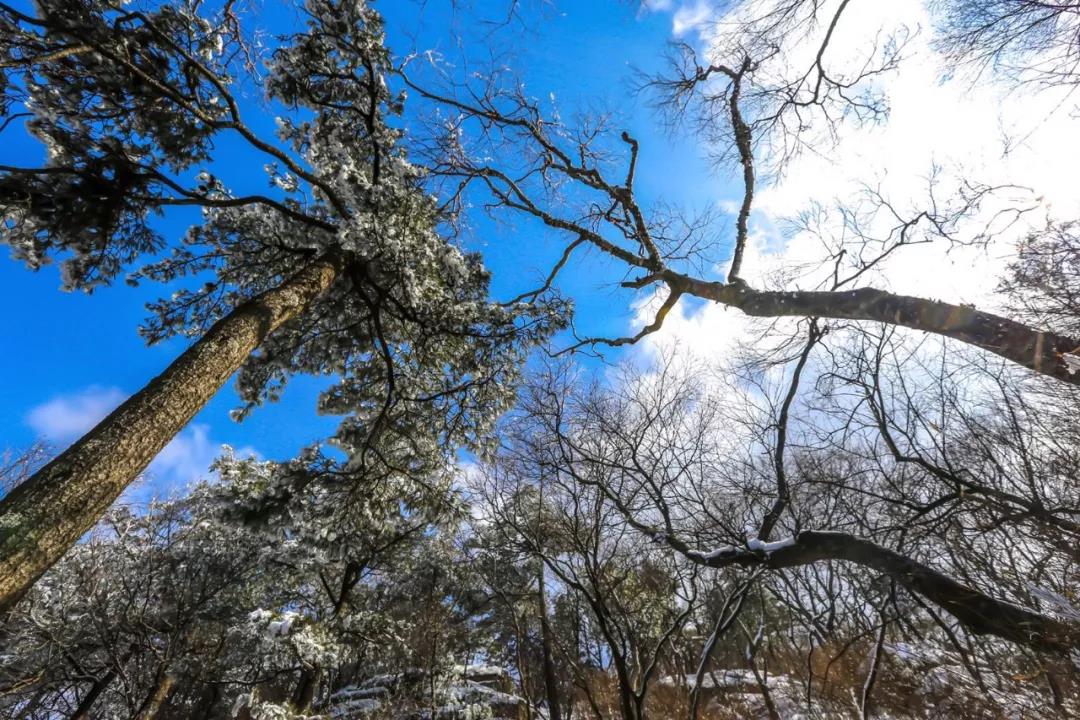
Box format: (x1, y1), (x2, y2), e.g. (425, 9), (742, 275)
(639, 0), (675, 13)
(638, 0), (719, 39)
(631, 283), (754, 365)
(25, 386), (259, 502)
(672, 0), (714, 38)
(26, 385), (126, 441)
(633, 0), (1078, 361)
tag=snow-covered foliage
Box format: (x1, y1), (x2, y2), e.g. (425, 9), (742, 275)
(0, 4), (559, 705)
(0, 446), (484, 718)
(5, 1), (1080, 718)
(328, 666), (524, 719)
(1, 0), (565, 474)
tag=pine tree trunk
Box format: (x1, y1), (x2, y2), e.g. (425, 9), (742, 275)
(0, 256), (342, 611)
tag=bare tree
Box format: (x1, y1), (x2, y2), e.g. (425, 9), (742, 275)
(475, 450), (702, 719)
(505, 351), (1080, 661)
(0, 443), (48, 494)
(400, 0), (1080, 387)
(934, 0), (1080, 87)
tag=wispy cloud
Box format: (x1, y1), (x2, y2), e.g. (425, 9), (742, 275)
(638, 0), (675, 14)
(638, 0), (716, 39)
(25, 386), (258, 502)
(672, 1), (714, 38)
(631, 0), (1077, 363)
(26, 385), (127, 441)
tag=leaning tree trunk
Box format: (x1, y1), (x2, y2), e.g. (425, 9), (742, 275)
(0, 256), (342, 611)
(692, 530), (1080, 655)
(290, 667), (322, 714)
(70, 669), (118, 720)
(666, 272), (1080, 386)
(136, 670), (177, 720)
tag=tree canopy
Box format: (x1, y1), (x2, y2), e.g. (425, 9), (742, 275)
(3, 0), (1080, 718)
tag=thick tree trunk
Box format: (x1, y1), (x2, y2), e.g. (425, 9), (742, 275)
(70, 669), (117, 720)
(290, 667), (321, 713)
(0, 256), (342, 611)
(669, 273), (1080, 386)
(697, 530), (1080, 655)
(536, 567), (562, 720)
(136, 671), (177, 720)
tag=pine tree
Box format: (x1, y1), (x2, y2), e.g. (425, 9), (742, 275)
(0, 0), (563, 609)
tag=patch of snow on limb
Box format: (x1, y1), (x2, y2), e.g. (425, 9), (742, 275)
(748, 536), (797, 553)
(698, 535), (797, 561)
(699, 544), (738, 561)
(267, 613), (297, 636)
(444, 680), (522, 706)
(761, 536), (796, 552)
(248, 608), (272, 623)
(453, 663), (509, 678)
(1063, 353), (1080, 375)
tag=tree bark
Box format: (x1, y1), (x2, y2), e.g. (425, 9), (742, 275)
(669, 273), (1080, 386)
(0, 255), (342, 611)
(290, 667), (321, 713)
(698, 530), (1080, 655)
(70, 669), (117, 720)
(136, 671), (177, 720)
(536, 566), (562, 720)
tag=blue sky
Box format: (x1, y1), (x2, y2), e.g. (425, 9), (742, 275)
(0, 0), (732, 498)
